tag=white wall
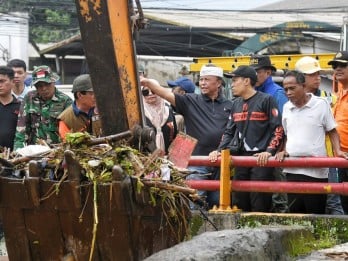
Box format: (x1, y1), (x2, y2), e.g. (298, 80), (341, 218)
(0, 12), (29, 66)
(300, 37), (340, 54)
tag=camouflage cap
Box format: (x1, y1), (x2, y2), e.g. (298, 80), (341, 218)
(72, 74), (93, 93)
(32, 65), (60, 86)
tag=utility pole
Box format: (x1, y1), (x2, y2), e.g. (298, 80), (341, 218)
(341, 16), (348, 51)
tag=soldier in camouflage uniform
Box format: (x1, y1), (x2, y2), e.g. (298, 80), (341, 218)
(13, 65), (72, 150)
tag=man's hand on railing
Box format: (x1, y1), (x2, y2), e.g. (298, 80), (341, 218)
(334, 150), (348, 160)
(209, 150), (221, 162)
(275, 151), (289, 162)
(254, 151), (272, 166)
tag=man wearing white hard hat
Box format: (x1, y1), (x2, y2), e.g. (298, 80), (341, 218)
(141, 64), (233, 209)
(296, 57), (323, 95)
(295, 56), (344, 215)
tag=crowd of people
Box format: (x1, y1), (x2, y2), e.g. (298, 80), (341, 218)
(1, 52), (348, 214)
(141, 52), (348, 215)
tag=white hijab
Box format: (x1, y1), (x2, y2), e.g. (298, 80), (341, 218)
(143, 95), (169, 152)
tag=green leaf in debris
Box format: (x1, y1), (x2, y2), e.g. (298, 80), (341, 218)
(65, 132), (91, 146)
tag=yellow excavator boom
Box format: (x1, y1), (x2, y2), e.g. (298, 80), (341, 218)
(190, 53), (336, 72)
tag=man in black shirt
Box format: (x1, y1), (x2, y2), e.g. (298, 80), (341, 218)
(141, 64), (233, 208)
(0, 66), (20, 151)
(209, 66), (284, 212)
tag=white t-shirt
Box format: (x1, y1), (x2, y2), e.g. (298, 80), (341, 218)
(12, 85), (32, 101)
(282, 93), (337, 179)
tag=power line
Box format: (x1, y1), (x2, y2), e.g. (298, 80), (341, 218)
(140, 6), (348, 13)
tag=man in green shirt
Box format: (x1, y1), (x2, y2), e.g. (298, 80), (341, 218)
(14, 65), (72, 150)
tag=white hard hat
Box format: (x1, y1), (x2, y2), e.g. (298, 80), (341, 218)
(295, 56), (321, 74)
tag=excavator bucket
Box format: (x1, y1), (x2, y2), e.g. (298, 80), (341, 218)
(0, 157), (189, 260)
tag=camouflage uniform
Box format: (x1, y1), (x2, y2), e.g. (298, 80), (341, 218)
(13, 88), (72, 150)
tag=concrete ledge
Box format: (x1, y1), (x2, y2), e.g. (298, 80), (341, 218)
(192, 212), (348, 235)
(146, 212), (348, 260)
(145, 226), (311, 261)
(298, 242), (348, 260)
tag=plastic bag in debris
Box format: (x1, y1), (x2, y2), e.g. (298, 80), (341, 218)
(161, 163), (171, 181)
(16, 145), (52, 157)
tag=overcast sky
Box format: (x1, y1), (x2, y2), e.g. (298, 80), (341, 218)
(139, 0), (280, 10)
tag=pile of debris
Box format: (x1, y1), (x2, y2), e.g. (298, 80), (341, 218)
(0, 132), (198, 247)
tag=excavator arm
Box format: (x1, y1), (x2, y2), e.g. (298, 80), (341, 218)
(74, 0), (144, 135)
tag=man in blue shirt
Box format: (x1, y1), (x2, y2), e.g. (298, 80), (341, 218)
(167, 76), (196, 133)
(249, 55), (288, 114)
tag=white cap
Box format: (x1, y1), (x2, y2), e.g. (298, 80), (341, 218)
(200, 65), (223, 78)
(295, 56), (321, 74)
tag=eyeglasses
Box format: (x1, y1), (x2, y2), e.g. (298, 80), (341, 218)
(141, 89), (152, 96)
(332, 63), (348, 70)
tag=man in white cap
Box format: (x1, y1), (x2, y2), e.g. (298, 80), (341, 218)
(296, 56), (344, 215)
(140, 64), (233, 209)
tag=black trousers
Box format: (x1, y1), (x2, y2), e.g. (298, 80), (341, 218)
(286, 173), (327, 214)
(338, 168), (348, 214)
(233, 165), (274, 212)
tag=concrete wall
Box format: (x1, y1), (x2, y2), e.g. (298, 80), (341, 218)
(138, 55), (195, 86)
(53, 55), (196, 96)
(30, 55), (195, 86)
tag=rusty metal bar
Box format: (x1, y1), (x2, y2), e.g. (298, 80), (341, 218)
(188, 156), (348, 168)
(187, 156), (348, 197)
(186, 180), (348, 195)
(87, 130), (132, 145)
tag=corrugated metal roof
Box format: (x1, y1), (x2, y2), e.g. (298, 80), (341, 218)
(143, 9), (345, 30)
(35, 2), (348, 58)
(257, 0), (348, 11)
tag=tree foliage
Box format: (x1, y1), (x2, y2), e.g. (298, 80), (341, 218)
(0, 0), (79, 43)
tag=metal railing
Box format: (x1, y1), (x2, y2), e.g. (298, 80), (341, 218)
(186, 150), (348, 212)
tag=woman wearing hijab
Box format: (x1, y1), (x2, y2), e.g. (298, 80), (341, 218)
(141, 86), (177, 154)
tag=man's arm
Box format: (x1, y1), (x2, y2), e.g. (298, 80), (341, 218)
(217, 118), (236, 151)
(256, 96), (285, 166)
(58, 121), (71, 141)
(140, 77), (176, 106)
(13, 101), (29, 150)
(266, 97), (285, 155)
(274, 136), (288, 162)
(327, 128), (348, 158)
